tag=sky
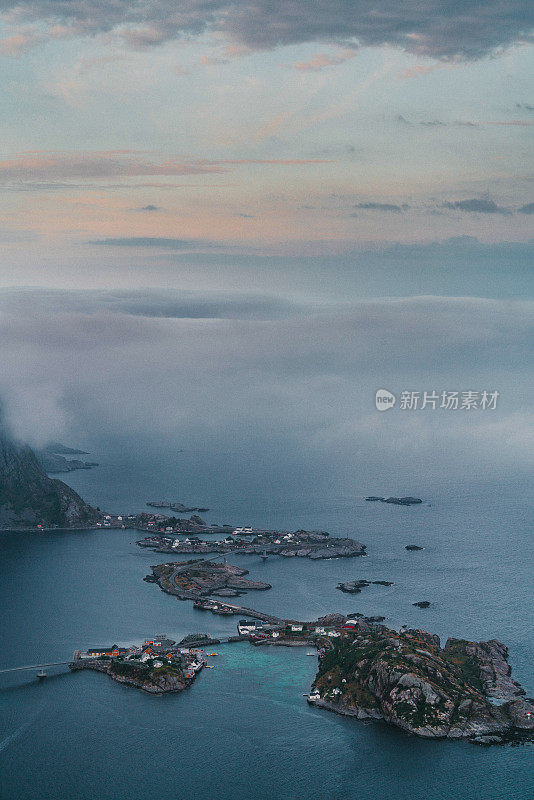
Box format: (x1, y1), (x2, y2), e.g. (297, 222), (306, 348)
(0, 2), (533, 496)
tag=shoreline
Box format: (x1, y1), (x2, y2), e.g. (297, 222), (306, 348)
(66, 622), (534, 745)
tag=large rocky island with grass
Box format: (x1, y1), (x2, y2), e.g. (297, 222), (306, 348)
(308, 622), (534, 743)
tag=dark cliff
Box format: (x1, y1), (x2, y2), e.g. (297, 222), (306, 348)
(0, 432), (101, 528)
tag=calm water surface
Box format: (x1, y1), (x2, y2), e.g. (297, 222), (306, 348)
(0, 478), (532, 799)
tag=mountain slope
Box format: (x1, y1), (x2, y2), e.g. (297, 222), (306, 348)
(0, 433), (101, 528)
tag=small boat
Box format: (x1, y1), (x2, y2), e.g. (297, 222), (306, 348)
(205, 665), (215, 669)
(306, 652), (316, 656)
(207, 652), (218, 656)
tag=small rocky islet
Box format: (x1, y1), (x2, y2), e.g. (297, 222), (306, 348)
(146, 500), (210, 513)
(365, 496), (423, 505)
(337, 579), (394, 594)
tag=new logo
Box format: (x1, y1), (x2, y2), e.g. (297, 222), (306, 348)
(375, 389), (396, 411)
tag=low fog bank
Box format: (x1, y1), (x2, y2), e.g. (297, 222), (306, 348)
(0, 288), (532, 501)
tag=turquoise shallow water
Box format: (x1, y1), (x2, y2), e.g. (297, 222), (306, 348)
(0, 482), (533, 799)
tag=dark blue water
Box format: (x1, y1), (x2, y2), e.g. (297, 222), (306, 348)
(0, 478), (532, 799)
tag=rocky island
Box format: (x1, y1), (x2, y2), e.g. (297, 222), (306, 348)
(36, 442), (99, 474)
(149, 560), (272, 601)
(146, 500), (210, 513)
(308, 621), (534, 743)
(138, 529), (366, 560)
(70, 635), (207, 694)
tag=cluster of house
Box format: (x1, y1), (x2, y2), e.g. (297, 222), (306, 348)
(96, 513), (223, 533)
(96, 514), (134, 529)
(169, 530), (307, 550)
(237, 619), (362, 641)
(74, 634), (206, 676)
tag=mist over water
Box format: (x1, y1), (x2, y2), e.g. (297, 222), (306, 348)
(0, 286), (532, 497)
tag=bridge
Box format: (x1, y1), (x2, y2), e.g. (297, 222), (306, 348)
(0, 661), (71, 676)
(0, 638), (244, 676)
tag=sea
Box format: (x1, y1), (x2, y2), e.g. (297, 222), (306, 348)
(0, 461), (532, 800)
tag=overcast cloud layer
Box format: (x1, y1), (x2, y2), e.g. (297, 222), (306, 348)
(1, 0), (533, 59)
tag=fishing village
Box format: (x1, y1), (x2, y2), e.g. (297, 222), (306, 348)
(69, 615), (534, 746)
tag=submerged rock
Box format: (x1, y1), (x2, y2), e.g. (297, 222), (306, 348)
(470, 735), (503, 745)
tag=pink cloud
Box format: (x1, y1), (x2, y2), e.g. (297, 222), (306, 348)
(0, 23), (79, 55)
(293, 49), (356, 71)
(0, 153), (225, 180)
(398, 64), (438, 79)
(0, 31), (42, 55)
(200, 54), (229, 66)
(0, 151), (333, 184)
